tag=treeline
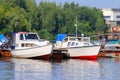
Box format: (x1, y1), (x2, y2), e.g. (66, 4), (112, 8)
(0, 0), (108, 40)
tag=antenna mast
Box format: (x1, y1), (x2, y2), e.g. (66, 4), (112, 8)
(75, 16), (77, 37)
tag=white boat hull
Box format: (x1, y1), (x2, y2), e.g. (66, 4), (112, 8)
(68, 46), (101, 59)
(11, 44), (53, 59)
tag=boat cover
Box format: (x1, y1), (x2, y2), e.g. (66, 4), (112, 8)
(54, 34), (67, 43)
(0, 34), (8, 44)
(106, 40), (120, 44)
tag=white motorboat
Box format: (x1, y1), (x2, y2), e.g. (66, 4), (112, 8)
(54, 34), (101, 60)
(10, 32), (53, 59)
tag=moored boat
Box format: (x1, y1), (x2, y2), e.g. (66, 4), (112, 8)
(53, 34), (101, 60)
(99, 27), (120, 58)
(100, 40), (120, 58)
(10, 32), (53, 59)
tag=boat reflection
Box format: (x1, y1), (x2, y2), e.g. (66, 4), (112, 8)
(51, 59), (100, 80)
(11, 58), (52, 80)
(98, 58), (120, 80)
(1, 57), (120, 80)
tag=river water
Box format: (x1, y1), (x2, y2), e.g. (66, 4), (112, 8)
(0, 57), (120, 80)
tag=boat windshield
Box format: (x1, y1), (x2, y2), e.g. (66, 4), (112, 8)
(25, 34), (39, 40)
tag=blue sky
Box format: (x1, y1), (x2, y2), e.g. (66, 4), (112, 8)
(35, 0), (120, 9)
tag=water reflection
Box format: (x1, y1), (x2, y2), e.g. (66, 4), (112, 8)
(51, 59), (100, 80)
(98, 58), (120, 80)
(13, 58), (52, 80)
(0, 58), (52, 80)
(0, 58), (120, 80)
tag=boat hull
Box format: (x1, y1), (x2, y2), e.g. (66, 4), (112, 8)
(100, 49), (120, 58)
(68, 46), (101, 60)
(100, 43), (120, 58)
(11, 44), (53, 59)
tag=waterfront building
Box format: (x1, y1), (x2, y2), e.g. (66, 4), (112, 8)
(102, 8), (120, 32)
(102, 8), (120, 26)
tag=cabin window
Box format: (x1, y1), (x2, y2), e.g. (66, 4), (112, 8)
(67, 42), (71, 46)
(21, 43), (25, 47)
(25, 34), (38, 39)
(31, 43), (34, 47)
(116, 16), (120, 18)
(83, 43), (89, 46)
(64, 38), (68, 42)
(104, 16), (110, 18)
(26, 43), (31, 47)
(21, 43), (34, 47)
(71, 42), (75, 46)
(69, 38), (76, 41)
(76, 43), (79, 45)
(20, 34), (24, 40)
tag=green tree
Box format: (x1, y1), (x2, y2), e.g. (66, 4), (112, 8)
(39, 2), (56, 32)
(5, 7), (31, 32)
(38, 29), (52, 40)
(0, 1), (106, 40)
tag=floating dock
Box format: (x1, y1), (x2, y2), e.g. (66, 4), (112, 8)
(51, 48), (70, 60)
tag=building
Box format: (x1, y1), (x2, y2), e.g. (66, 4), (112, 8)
(102, 8), (120, 32)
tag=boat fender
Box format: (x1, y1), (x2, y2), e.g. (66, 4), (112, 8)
(11, 46), (15, 50)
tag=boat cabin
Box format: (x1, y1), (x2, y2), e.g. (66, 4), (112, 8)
(54, 34), (93, 48)
(65, 36), (91, 46)
(10, 32), (48, 49)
